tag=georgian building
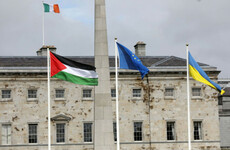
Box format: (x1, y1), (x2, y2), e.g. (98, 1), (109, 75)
(0, 43), (221, 150)
(218, 79), (230, 150)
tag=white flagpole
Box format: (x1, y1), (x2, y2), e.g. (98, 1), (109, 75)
(115, 38), (120, 150)
(42, 1), (45, 46)
(186, 44), (191, 150)
(47, 48), (51, 150)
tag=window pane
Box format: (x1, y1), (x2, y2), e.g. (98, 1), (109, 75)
(113, 122), (117, 141)
(56, 90), (65, 98)
(194, 121), (202, 140)
(134, 122), (142, 141)
(29, 124), (37, 143)
(84, 123), (92, 142)
(111, 89), (116, 98)
(28, 90), (37, 99)
(133, 89), (141, 97)
(2, 90), (11, 99)
(56, 124), (65, 143)
(167, 122), (175, 140)
(1, 124), (11, 145)
(192, 88), (201, 97)
(83, 89), (92, 98)
(165, 88), (174, 97)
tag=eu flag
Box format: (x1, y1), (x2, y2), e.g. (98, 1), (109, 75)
(116, 42), (149, 79)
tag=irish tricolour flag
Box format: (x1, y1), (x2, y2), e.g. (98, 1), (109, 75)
(50, 52), (98, 86)
(43, 3), (60, 13)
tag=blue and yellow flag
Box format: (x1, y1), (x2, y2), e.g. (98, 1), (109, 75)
(116, 42), (149, 79)
(189, 52), (225, 95)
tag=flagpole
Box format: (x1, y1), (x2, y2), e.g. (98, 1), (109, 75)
(47, 48), (51, 150)
(186, 44), (191, 150)
(115, 38), (120, 150)
(42, 1), (45, 46)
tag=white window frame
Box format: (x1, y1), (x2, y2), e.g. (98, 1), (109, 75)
(55, 89), (65, 101)
(193, 120), (203, 141)
(51, 115), (70, 144)
(166, 121), (176, 141)
(111, 89), (116, 100)
(1, 89), (12, 102)
(191, 87), (202, 99)
(164, 88), (175, 99)
(56, 123), (66, 144)
(27, 89), (38, 101)
(28, 123), (38, 144)
(1, 123), (11, 145)
(82, 89), (93, 101)
(133, 121), (143, 142)
(132, 88), (142, 100)
(83, 122), (93, 143)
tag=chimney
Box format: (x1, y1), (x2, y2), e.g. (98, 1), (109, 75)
(134, 41), (146, 57)
(36, 45), (57, 56)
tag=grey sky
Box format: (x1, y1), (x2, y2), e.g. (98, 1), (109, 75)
(0, 0), (229, 77)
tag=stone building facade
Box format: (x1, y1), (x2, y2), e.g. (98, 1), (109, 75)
(218, 81), (230, 150)
(0, 45), (221, 150)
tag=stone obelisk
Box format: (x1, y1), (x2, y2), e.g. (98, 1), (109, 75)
(94, 0), (115, 150)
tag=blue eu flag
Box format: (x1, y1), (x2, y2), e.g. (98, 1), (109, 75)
(116, 42), (149, 79)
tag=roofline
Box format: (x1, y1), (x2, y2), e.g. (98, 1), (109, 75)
(0, 66), (217, 70)
(0, 66), (220, 74)
(149, 66), (217, 70)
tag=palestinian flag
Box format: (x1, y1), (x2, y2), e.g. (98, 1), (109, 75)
(43, 3), (60, 13)
(50, 52), (98, 86)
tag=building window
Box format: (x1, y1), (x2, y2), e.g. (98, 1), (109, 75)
(113, 122), (117, 141)
(83, 89), (92, 98)
(192, 88), (201, 97)
(218, 97), (223, 105)
(56, 123), (65, 143)
(194, 121), (202, 140)
(167, 122), (175, 140)
(1, 124), (11, 145)
(133, 89), (141, 98)
(55, 89), (65, 98)
(134, 122), (142, 141)
(165, 88), (174, 97)
(2, 90), (11, 99)
(28, 124), (38, 143)
(111, 89), (116, 98)
(84, 123), (92, 142)
(28, 90), (37, 99)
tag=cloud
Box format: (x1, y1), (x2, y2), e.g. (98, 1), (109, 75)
(0, 0), (229, 77)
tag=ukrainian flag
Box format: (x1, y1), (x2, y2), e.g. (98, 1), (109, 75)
(189, 52), (225, 95)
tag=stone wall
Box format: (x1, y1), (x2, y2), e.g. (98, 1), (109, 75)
(111, 75), (220, 150)
(219, 95), (230, 148)
(0, 77), (95, 149)
(0, 72), (221, 150)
